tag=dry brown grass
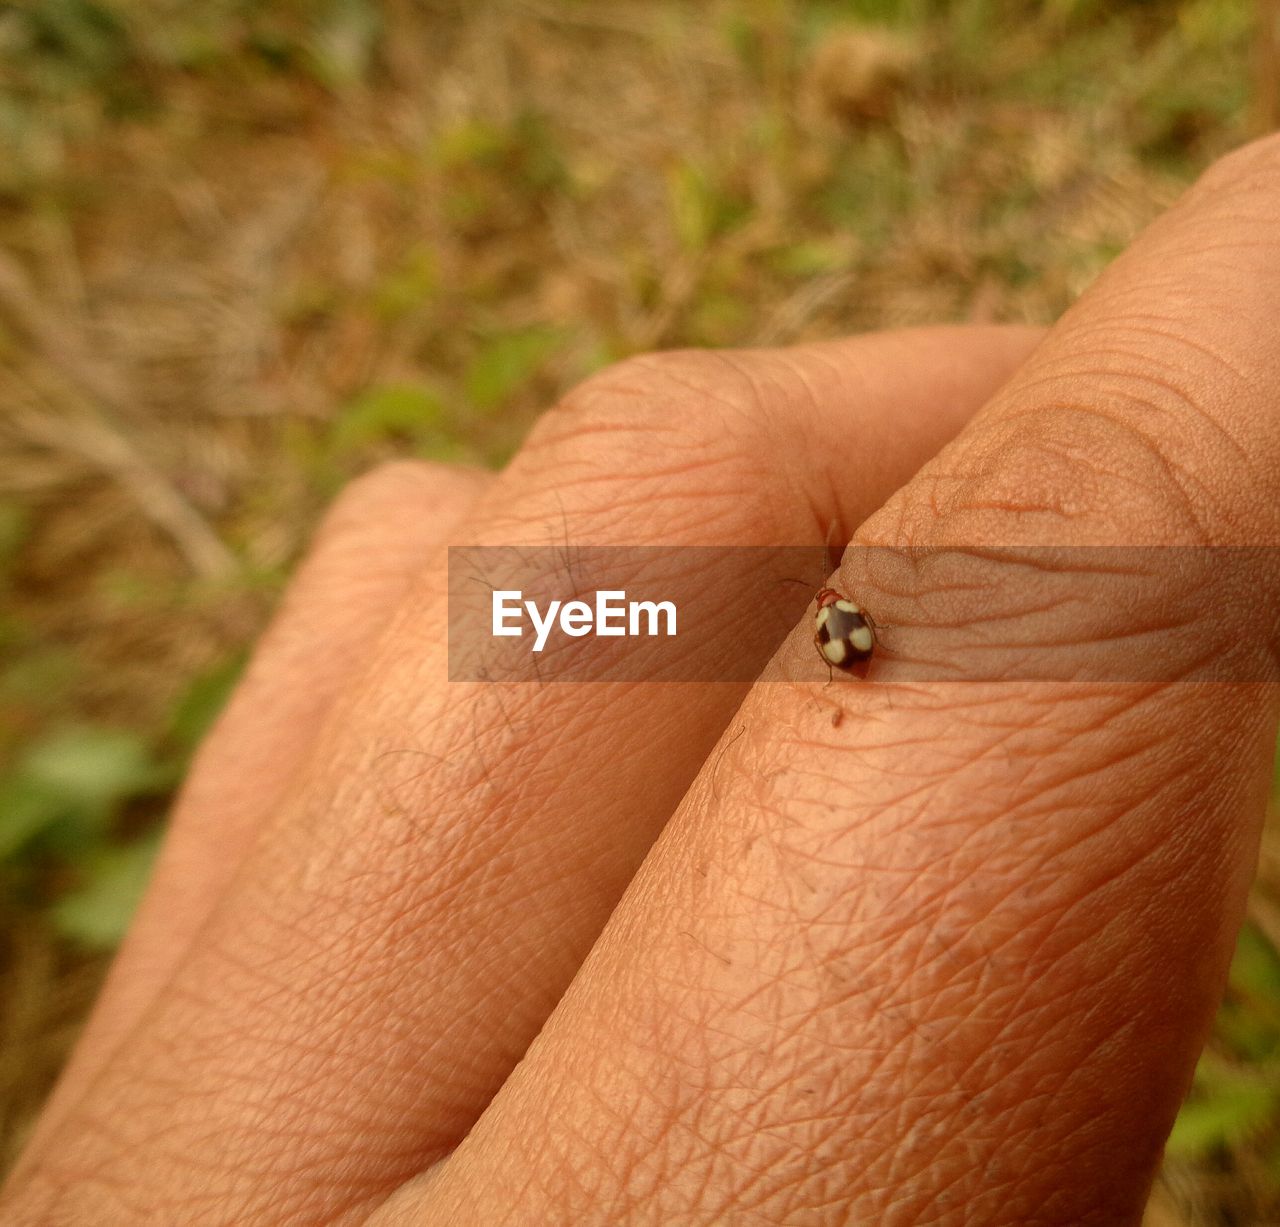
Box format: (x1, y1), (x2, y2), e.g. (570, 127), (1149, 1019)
(0, 0), (1276, 1219)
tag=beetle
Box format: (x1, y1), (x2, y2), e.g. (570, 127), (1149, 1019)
(813, 587), (876, 674)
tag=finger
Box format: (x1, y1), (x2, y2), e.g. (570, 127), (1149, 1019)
(395, 137), (1280, 1226)
(4, 325), (1041, 1224)
(18, 460), (489, 1163)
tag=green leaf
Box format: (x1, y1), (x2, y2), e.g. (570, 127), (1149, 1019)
(1217, 922), (1280, 1062)
(330, 384), (445, 454)
(767, 239), (856, 278)
(463, 328), (561, 413)
(52, 831), (161, 949)
(434, 119), (510, 170)
(0, 771), (68, 860)
(1231, 923), (1280, 1003)
(168, 654), (247, 754)
(668, 163), (716, 253)
(22, 726), (163, 813)
(0, 724), (168, 864)
(667, 161), (751, 255)
(20, 0), (130, 82)
(1167, 1067), (1279, 1158)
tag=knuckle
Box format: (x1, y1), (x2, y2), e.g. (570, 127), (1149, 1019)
(880, 376), (1234, 548)
(1188, 130), (1280, 202)
(329, 458), (463, 521)
(523, 348), (767, 463)
(315, 459), (481, 547)
(963, 405), (1206, 532)
(333, 457), (435, 512)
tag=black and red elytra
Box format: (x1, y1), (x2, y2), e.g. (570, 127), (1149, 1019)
(813, 587), (876, 671)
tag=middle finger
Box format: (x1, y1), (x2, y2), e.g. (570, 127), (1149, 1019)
(13, 327), (1039, 1225)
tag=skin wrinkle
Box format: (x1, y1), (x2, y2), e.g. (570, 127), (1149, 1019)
(964, 855), (1163, 1028)
(524, 362), (714, 435)
(515, 361), (763, 498)
(1062, 324), (1268, 428)
(787, 1055), (982, 1221)
(947, 399), (1252, 537)
(1002, 352), (1245, 424)
(440, 670), (1259, 1227)
(517, 454), (757, 496)
(716, 350), (858, 508)
(1008, 383), (1269, 532)
(518, 337), (1024, 552)
(789, 543), (1233, 688)
(853, 1020), (1089, 1219)
(1019, 388), (1235, 515)
(953, 413), (1211, 538)
(138, 854), (494, 1182)
(1049, 398), (1241, 532)
(890, 823), (1208, 1218)
(701, 890), (931, 1187)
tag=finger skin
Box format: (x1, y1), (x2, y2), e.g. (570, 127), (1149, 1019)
(2, 326), (1040, 1225)
(387, 138), (1280, 1225)
(13, 461), (489, 1169)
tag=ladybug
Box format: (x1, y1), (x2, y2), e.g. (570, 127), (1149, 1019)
(813, 587), (876, 673)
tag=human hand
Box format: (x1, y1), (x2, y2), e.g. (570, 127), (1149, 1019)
(5, 135), (1280, 1227)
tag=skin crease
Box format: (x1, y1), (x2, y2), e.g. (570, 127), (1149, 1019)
(5, 133), (1280, 1226)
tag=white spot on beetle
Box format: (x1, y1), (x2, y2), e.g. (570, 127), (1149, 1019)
(822, 639), (848, 665)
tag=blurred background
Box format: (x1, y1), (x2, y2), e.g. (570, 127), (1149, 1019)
(0, 0), (1277, 1220)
